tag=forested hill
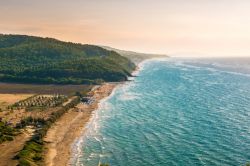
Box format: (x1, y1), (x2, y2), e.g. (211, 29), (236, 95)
(0, 34), (136, 84)
(102, 46), (167, 64)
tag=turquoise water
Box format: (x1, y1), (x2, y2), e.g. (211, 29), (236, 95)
(73, 58), (250, 166)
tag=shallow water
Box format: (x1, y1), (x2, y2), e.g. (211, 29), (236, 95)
(72, 58), (250, 166)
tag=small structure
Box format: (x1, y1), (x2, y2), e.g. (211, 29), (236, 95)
(80, 97), (91, 103)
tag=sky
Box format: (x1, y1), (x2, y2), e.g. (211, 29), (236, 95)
(1, 0), (250, 57)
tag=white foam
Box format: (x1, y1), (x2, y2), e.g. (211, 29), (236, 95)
(118, 92), (140, 101)
(70, 84), (122, 165)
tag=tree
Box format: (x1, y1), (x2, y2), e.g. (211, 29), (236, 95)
(100, 164), (110, 166)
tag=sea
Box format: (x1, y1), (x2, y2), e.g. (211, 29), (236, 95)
(71, 57), (250, 166)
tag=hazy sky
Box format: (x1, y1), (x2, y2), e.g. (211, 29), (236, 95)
(1, 0), (250, 56)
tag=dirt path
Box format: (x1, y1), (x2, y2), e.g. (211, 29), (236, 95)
(0, 128), (34, 166)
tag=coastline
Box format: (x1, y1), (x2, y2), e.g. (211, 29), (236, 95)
(43, 83), (118, 166)
(43, 58), (166, 166)
(68, 59), (151, 165)
(70, 82), (121, 166)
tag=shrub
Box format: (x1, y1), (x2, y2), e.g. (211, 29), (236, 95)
(0, 121), (17, 143)
(17, 96), (80, 165)
(18, 159), (31, 166)
(100, 164), (110, 166)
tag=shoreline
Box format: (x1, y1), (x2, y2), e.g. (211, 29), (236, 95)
(70, 82), (121, 165)
(43, 58), (167, 166)
(43, 83), (118, 166)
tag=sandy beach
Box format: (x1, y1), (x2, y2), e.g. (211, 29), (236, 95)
(43, 83), (117, 166)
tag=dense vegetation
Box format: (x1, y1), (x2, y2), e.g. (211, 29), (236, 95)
(100, 164), (110, 166)
(16, 96), (81, 165)
(0, 121), (18, 143)
(0, 34), (136, 84)
(10, 95), (68, 111)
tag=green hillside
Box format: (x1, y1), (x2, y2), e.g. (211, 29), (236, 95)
(0, 34), (136, 84)
(102, 46), (167, 64)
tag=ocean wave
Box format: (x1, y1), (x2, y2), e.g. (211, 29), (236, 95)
(70, 84), (120, 165)
(118, 92), (140, 101)
(175, 59), (250, 78)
